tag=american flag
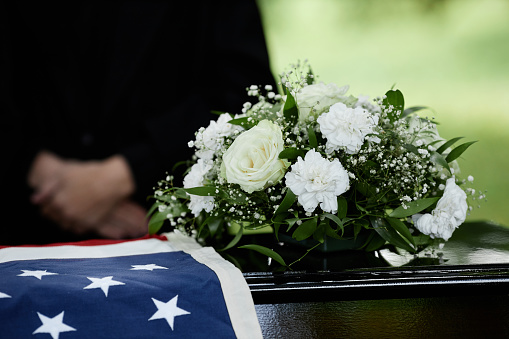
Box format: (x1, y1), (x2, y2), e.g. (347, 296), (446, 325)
(0, 232), (262, 339)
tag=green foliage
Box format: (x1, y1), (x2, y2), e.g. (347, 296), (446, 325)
(283, 88), (298, 127)
(238, 244), (287, 267)
(446, 141), (477, 163)
(273, 189), (297, 216)
(436, 136), (464, 154)
(148, 210), (166, 235)
(370, 217), (416, 253)
(383, 89), (404, 122)
(279, 147), (305, 161)
(292, 217), (318, 241)
(183, 186), (217, 196)
(228, 117), (257, 129)
(390, 197), (440, 218)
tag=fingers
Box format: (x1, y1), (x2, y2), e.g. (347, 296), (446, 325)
(30, 176), (60, 205)
(27, 151), (63, 188)
(96, 201), (148, 239)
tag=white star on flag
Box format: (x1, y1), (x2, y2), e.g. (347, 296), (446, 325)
(33, 311), (76, 339)
(131, 264), (169, 271)
(83, 276), (125, 297)
(0, 292), (11, 298)
(17, 269), (58, 280)
(149, 295), (190, 330)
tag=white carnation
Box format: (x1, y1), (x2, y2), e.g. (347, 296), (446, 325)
(285, 149), (350, 213)
(412, 178), (468, 241)
(183, 159), (215, 216)
(317, 102), (379, 154)
(194, 113), (243, 160)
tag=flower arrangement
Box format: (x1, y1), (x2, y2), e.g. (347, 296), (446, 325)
(148, 61), (484, 270)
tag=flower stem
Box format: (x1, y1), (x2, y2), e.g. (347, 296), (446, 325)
(288, 242), (322, 268)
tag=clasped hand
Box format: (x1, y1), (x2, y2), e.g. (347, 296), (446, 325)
(28, 151), (148, 239)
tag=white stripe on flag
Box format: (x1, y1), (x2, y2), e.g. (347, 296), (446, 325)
(0, 238), (177, 263)
(165, 232), (263, 339)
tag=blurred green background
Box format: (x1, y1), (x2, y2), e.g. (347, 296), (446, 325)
(257, 0), (509, 226)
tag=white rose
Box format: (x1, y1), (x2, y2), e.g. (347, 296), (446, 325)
(183, 159), (215, 216)
(412, 178), (468, 240)
(221, 120), (289, 193)
(285, 149), (350, 213)
(296, 82), (350, 122)
(317, 102), (379, 154)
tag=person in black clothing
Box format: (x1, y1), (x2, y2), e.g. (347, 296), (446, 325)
(0, 1), (277, 245)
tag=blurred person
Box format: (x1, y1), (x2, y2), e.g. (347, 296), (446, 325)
(0, 1), (276, 245)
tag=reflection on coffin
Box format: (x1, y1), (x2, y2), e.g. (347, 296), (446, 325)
(237, 222), (509, 338)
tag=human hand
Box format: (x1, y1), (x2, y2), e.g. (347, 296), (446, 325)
(28, 151), (66, 204)
(28, 152), (136, 233)
(93, 200), (149, 239)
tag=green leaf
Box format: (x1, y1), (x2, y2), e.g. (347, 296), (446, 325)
(183, 186), (217, 196)
(386, 217), (415, 246)
(356, 203), (367, 212)
(436, 137), (463, 154)
(292, 217), (318, 241)
(403, 143), (419, 155)
(146, 202), (159, 218)
(285, 217), (301, 232)
(430, 151), (451, 173)
(337, 196), (348, 219)
(383, 89), (404, 122)
(272, 213), (289, 241)
(148, 210), (167, 235)
(280, 76), (287, 95)
(217, 226), (243, 252)
(353, 223), (362, 239)
(445, 141), (477, 163)
(228, 117), (256, 129)
(313, 221), (326, 243)
(283, 88), (298, 127)
(174, 188), (189, 199)
(371, 217), (415, 253)
(363, 232), (386, 252)
(279, 147), (305, 160)
(306, 67), (314, 85)
(308, 125), (318, 149)
(200, 215), (223, 237)
(239, 244), (287, 267)
(218, 189), (249, 205)
(322, 213), (344, 229)
(389, 197), (440, 218)
(402, 106), (427, 118)
(354, 219), (370, 228)
(325, 223), (342, 239)
(274, 189), (296, 216)
(356, 182), (377, 199)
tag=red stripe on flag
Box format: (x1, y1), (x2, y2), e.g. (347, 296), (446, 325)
(0, 234), (167, 249)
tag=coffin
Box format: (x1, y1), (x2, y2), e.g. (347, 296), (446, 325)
(242, 222), (509, 338)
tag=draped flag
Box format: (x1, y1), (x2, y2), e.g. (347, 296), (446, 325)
(0, 232), (262, 339)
